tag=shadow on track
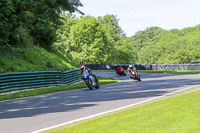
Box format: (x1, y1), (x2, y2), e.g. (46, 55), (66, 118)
(0, 72), (199, 119)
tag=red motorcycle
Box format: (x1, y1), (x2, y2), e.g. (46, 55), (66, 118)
(115, 66), (126, 76)
(130, 70), (141, 81)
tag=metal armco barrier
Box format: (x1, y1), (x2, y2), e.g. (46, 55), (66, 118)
(84, 64), (113, 70)
(0, 69), (81, 93)
(61, 69), (82, 85)
(84, 64), (200, 71)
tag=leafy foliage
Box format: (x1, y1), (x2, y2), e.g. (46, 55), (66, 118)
(54, 14), (133, 64)
(128, 26), (200, 64)
(1, 0), (83, 49)
(2, 0), (200, 67)
(68, 16), (109, 64)
(0, 0), (17, 45)
(97, 15), (133, 64)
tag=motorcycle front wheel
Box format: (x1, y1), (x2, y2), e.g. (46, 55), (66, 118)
(136, 75), (141, 81)
(86, 79), (95, 90)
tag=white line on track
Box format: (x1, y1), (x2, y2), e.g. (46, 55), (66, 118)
(32, 85), (199, 133)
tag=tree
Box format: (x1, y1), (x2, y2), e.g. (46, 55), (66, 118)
(54, 13), (77, 55)
(97, 14), (132, 63)
(128, 25), (200, 64)
(67, 16), (110, 64)
(27, 0), (83, 48)
(0, 0), (17, 45)
(1, 0), (83, 49)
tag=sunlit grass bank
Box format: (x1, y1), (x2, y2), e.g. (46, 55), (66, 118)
(0, 45), (77, 73)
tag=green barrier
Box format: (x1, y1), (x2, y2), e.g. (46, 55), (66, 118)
(0, 69), (82, 93)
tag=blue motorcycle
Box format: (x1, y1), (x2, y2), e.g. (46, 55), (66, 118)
(83, 70), (99, 90)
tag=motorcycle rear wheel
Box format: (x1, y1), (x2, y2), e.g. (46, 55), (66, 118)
(95, 85), (100, 89)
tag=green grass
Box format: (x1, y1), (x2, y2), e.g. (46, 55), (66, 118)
(94, 70), (200, 74)
(138, 70), (200, 74)
(0, 76), (118, 101)
(0, 45), (77, 73)
(42, 88), (200, 133)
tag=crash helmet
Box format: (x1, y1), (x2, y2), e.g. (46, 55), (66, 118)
(80, 65), (85, 70)
(129, 64), (133, 68)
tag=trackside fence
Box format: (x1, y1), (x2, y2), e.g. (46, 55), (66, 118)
(0, 69), (82, 93)
(84, 64), (200, 71)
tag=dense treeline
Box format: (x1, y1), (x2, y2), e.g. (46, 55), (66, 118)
(1, 0), (133, 65)
(0, 0), (83, 73)
(129, 26), (200, 64)
(1, 0), (200, 68)
(0, 0), (83, 48)
(54, 14), (134, 64)
(55, 13), (200, 65)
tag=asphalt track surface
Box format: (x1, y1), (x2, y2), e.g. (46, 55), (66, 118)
(0, 72), (200, 133)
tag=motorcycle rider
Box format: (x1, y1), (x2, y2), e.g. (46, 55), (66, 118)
(80, 65), (98, 84)
(127, 65), (138, 79)
(127, 65), (133, 74)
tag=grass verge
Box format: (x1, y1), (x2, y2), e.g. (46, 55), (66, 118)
(138, 70), (200, 74)
(42, 87), (200, 133)
(0, 76), (118, 101)
(0, 45), (77, 73)
(94, 70), (200, 74)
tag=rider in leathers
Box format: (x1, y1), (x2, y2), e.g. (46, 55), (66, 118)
(80, 65), (98, 84)
(127, 65), (138, 79)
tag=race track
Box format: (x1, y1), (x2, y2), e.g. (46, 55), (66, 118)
(0, 72), (199, 133)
